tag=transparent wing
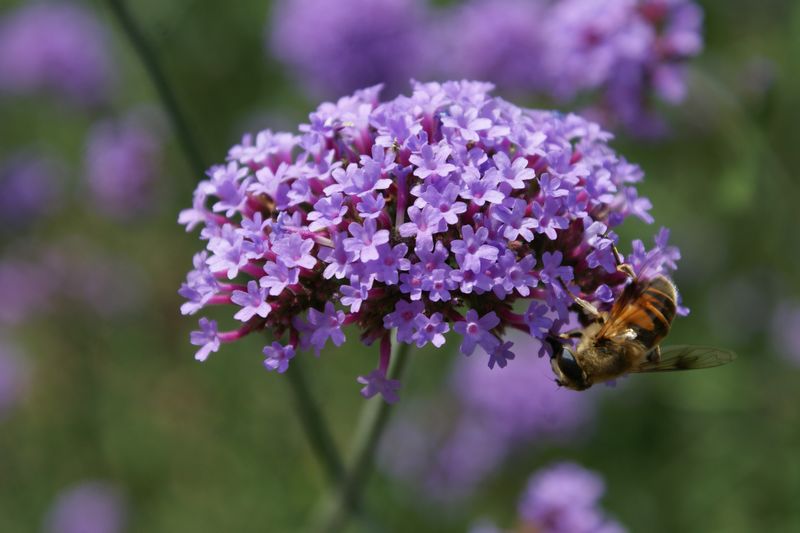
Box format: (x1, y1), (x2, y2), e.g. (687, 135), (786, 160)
(631, 345), (736, 373)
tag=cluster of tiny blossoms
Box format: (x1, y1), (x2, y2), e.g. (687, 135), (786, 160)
(179, 80), (679, 402)
(0, 3), (115, 107)
(268, 0), (703, 135)
(472, 462), (626, 533)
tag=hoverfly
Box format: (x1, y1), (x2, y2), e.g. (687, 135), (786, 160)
(549, 245), (735, 391)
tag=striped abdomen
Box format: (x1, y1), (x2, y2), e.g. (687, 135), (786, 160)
(627, 275), (678, 349)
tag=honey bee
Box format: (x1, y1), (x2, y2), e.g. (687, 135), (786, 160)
(549, 250), (735, 391)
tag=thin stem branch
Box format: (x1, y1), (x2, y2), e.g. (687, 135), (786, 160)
(313, 340), (413, 533)
(106, 0), (207, 180)
(107, 0), (349, 495)
(285, 357), (345, 485)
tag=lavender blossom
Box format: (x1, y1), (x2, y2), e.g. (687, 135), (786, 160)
(437, 0), (544, 93)
(43, 481), (127, 533)
(0, 3), (114, 106)
(0, 340), (29, 420)
(268, 0), (429, 98)
(549, 0), (704, 135)
(0, 151), (63, 229)
(380, 331), (594, 501)
(179, 80), (681, 401)
(85, 111), (163, 219)
(263, 342), (295, 373)
(517, 462), (626, 533)
(439, 0), (704, 135)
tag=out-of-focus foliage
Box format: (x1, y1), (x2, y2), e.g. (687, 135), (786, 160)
(0, 0), (799, 532)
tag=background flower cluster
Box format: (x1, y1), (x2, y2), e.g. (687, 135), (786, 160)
(269, 0), (703, 135)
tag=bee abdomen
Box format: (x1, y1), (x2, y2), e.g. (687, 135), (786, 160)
(633, 276), (677, 348)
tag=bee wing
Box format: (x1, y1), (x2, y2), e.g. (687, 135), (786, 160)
(631, 345), (736, 373)
(595, 282), (642, 339)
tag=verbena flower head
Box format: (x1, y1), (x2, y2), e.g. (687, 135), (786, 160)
(517, 462), (626, 533)
(85, 111), (163, 219)
(380, 331), (593, 501)
(43, 481), (127, 533)
(438, 0), (544, 93)
(545, 0), (703, 135)
(0, 150), (64, 230)
(439, 0), (703, 135)
(269, 0), (428, 97)
(0, 3), (115, 106)
(179, 80), (680, 402)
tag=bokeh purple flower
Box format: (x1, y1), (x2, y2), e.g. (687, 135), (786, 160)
(439, 0), (703, 135)
(380, 330), (594, 501)
(268, 0), (429, 98)
(0, 151), (64, 230)
(437, 0), (544, 92)
(0, 239), (146, 327)
(85, 111), (163, 219)
(179, 80), (681, 402)
(517, 462), (626, 533)
(470, 462), (625, 533)
(554, 0), (703, 135)
(43, 481), (127, 533)
(0, 3), (115, 106)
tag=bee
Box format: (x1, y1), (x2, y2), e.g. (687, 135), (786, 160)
(549, 249), (735, 391)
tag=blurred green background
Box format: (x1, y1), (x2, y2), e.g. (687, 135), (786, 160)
(1, 0), (799, 531)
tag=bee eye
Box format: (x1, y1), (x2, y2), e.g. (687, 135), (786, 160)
(558, 348), (584, 384)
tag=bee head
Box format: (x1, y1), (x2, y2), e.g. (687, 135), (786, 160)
(550, 345), (591, 391)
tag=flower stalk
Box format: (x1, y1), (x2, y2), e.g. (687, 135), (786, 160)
(105, 0), (206, 181)
(109, 0), (347, 489)
(285, 357), (344, 485)
(313, 338), (412, 533)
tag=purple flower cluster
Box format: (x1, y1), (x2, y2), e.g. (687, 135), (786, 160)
(0, 151), (64, 229)
(471, 462), (625, 533)
(85, 111), (163, 219)
(43, 481), (127, 533)
(437, 0), (545, 92)
(517, 462), (625, 533)
(0, 3), (115, 106)
(444, 0), (703, 135)
(549, 0), (703, 135)
(267, 0), (703, 134)
(179, 80), (680, 402)
(269, 0), (428, 98)
(380, 331), (593, 501)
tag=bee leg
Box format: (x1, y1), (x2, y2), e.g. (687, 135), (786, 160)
(575, 297), (602, 321)
(646, 345), (662, 363)
(558, 329), (584, 340)
(607, 239), (636, 280)
(561, 280), (604, 322)
(567, 289), (605, 324)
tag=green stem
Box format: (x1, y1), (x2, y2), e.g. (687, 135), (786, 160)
(313, 340), (413, 533)
(107, 0), (349, 492)
(105, 0), (207, 180)
(285, 357), (345, 485)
